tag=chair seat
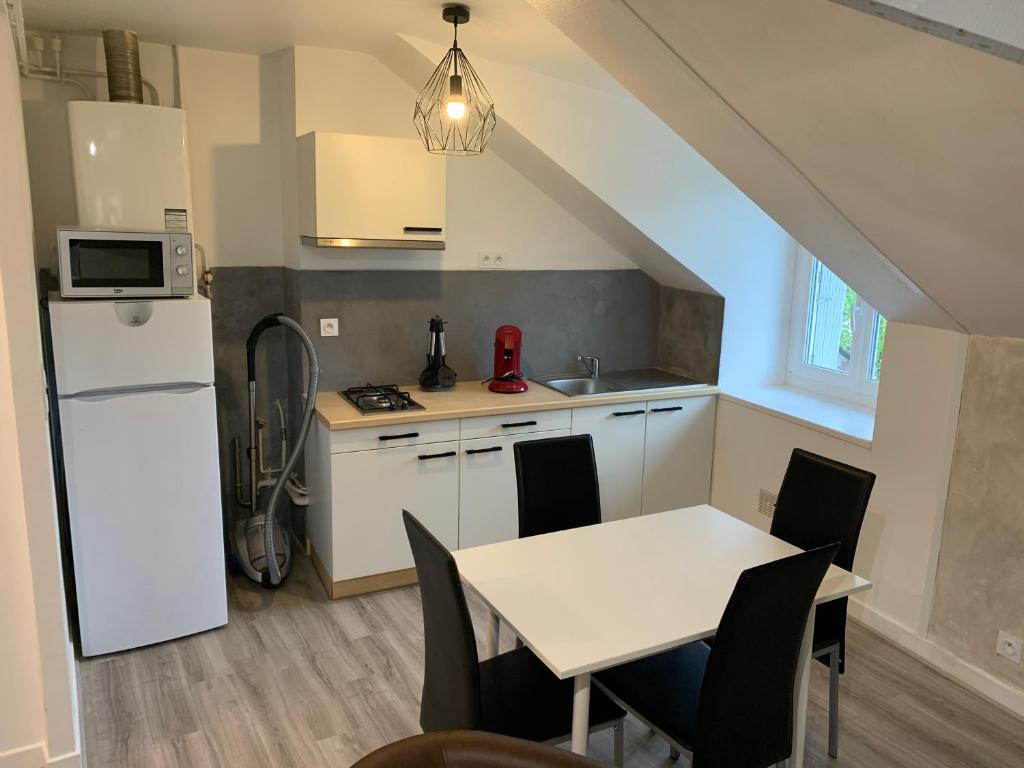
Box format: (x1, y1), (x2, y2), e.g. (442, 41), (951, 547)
(480, 647), (625, 743)
(595, 641), (710, 750)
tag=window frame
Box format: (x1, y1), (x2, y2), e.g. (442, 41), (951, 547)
(786, 247), (881, 407)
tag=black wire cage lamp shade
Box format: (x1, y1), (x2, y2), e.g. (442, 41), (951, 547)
(414, 5), (496, 155)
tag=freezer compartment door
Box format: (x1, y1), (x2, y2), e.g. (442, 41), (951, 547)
(60, 385), (226, 656)
(50, 296), (214, 394)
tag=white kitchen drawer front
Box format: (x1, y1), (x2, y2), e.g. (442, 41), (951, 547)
(459, 429), (570, 549)
(328, 419), (460, 454)
(460, 408), (570, 440)
(571, 401), (647, 522)
(330, 441), (460, 580)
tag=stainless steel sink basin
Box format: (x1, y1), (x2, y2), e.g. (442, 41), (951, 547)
(535, 368), (706, 398)
(536, 377), (617, 397)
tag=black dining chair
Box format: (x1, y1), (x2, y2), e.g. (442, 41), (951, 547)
(771, 448), (875, 758)
(514, 435), (602, 538)
(402, 511), (626, 764)
(595, 543), (840, 768)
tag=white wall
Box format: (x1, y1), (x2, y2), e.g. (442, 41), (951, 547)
(712, 322), (968, 636)
(178, 47), (284, 268)
(1, 17), (80, 768)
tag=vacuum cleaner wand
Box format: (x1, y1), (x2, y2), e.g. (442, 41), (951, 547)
(236, 313), (320, 587)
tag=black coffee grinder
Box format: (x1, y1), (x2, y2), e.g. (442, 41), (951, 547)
(419, 314), (457, 391)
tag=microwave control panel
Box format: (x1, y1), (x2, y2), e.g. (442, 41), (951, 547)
(169, 233), (195, 296)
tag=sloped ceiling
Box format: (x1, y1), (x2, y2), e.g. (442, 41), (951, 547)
(531, 0), (1024, 337)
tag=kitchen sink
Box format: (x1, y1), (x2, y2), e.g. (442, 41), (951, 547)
(536, 377), (617, 397)
(535, 368), (706, 397)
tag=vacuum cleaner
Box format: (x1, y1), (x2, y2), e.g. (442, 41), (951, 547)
(231, 313), (319, 587)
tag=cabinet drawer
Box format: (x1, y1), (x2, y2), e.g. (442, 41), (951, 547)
(328, 419), (461, 454)
(460, 409), (571, 440)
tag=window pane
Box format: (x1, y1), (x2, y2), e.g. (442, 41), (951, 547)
(869, 313), (887, 382)
(803, 258), (856, 374)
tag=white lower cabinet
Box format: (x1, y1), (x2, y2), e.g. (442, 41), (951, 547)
(459, 429), (570, 549)
(571, 403), (648, 522)
(308, 396), (717, 594)
(641, 395), (717, 514)
(330, 440), (459, 580)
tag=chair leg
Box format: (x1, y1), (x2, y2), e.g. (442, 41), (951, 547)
(613, 721), (624, 767)
(828, 649), (840, 759)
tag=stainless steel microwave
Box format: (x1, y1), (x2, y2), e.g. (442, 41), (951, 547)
(57, 227), (194, 298)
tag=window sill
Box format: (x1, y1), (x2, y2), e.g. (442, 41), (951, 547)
(719, 384), (875, 448)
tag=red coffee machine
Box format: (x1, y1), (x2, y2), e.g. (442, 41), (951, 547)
(488, 325), (529, 393)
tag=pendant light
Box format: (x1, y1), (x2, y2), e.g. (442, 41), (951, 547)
(414, 5), (496, 155)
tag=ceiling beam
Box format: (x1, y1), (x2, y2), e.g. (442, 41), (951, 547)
(828, 0), (1024, 64)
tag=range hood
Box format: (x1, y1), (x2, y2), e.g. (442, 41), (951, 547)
(298, 132), (447, 251)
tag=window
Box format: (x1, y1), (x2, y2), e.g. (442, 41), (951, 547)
(787, 248), (887, 404)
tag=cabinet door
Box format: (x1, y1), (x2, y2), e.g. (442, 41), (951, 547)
(301, 133), (445, 242)
(459, 430), (570, 549)
(571, 403), (647, 522)
(330, 441), (459, 580)
(641, 396), (717, 515)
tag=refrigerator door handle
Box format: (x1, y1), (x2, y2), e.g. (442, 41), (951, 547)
(63, 382), (212, 401)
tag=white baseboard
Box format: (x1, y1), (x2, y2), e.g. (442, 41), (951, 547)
(851, 603), (1024, 719)
(45, 749), (82, 768)
(0, 743), (45, 768)
(0, 743), (81, 768)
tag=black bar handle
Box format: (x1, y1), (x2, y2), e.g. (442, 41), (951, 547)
(466, 446), (503, 455)
(403, 226), (443, 233)
(418, 450), (456, 461)
(379, 432), (420, 441)
(501, 420), (538, 428)
(612, 409), (645, 417)
(650, 406), (684, 413)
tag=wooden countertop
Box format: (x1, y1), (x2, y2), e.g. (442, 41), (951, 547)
(315, 379), (720, 430)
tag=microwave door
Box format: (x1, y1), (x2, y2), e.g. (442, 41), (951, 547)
(59, 232), (172, 297)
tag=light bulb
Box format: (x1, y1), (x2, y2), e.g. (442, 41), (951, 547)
(446, 97), (467, 120)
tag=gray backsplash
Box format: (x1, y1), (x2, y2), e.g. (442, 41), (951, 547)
(657, 286), (725, 384)
(295, 269), (661, 389)
(209, 266), (723, 529)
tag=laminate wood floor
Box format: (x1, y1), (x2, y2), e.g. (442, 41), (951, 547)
(78, 555), (1024, 767)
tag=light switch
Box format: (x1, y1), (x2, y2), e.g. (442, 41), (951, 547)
(320, 318), (339, 337)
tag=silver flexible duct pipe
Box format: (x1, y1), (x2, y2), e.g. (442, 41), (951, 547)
(102, 29), (143, 104)
(264, 316), (319, 586)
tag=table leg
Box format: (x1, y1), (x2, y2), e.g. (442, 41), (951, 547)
(782, 609), (815, 768)
(571, 672), (592, 755)
(482, 607), (500, 659)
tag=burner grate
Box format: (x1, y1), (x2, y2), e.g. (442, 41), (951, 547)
(340, 383), (425, 415)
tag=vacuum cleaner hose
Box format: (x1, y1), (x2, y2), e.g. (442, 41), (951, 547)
(261, 315), (319, 586)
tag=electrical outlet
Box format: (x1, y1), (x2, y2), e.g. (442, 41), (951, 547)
(996, 630), (1023, 663)
(320, 318), (339, 337)
(478, 252), (508, 269)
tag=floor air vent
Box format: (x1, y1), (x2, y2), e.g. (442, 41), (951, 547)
(757, 489), (778, 519)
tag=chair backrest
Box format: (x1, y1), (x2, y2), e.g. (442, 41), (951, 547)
(352, 731), (608, 768)
(694, 543), (839, 768)
(514, 435), (602, 538)
(402, 510), (481, 733)
(771, 448), (875, 663)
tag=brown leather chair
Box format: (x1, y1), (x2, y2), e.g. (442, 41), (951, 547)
(352, 731), (608, 768)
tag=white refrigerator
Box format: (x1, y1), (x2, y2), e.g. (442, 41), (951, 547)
(49, 295), (227, 656)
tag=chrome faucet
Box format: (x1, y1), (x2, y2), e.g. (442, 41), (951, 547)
(577, 355), (600, 379)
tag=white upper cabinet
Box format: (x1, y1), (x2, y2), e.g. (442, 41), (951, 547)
(297, 132), (446, 248)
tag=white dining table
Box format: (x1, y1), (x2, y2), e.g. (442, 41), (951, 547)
(452, 504), (871, 767)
